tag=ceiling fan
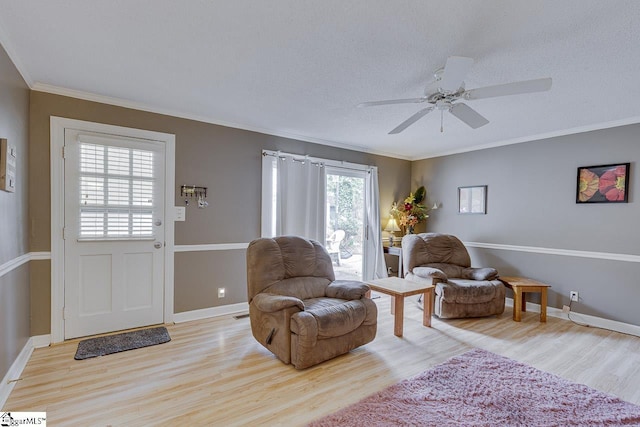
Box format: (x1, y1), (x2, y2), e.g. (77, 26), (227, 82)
(358, 56), (552, 133)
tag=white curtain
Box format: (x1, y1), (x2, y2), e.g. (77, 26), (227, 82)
(261, 154), (277, 237)
(261, 153), (326, 242)
(363, 166), (388, 280)
(262, 151), (385, 280)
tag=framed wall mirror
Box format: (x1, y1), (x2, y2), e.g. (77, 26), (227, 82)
(458, 185), (487, 214)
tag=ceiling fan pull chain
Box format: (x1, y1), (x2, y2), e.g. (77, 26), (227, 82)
(440, 110), (444, 133)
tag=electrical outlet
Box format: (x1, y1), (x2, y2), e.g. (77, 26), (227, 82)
(570, 291), (579, 302)
(218, 287), (226, 298)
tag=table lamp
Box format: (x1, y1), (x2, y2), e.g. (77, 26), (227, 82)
(384, 217), (401, 247)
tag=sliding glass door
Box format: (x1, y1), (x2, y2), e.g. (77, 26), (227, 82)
(261, 150), (387, 281)
(325, 167), (366, 280)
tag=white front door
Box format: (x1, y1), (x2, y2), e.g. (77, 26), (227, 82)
(63, 129), (166, 339)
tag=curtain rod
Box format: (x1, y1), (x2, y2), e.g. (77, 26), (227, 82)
(262, 150), (374, 174)
(262, 151), (323, 167)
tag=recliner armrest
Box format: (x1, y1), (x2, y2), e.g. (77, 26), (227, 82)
(326, 280), (370, 300)
(412, 267), (448, 282)
(462, 267), (498, 281)
(252, 293), (304, 312)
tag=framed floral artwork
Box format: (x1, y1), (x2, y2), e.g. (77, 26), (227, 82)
(576, 163), (630, 203)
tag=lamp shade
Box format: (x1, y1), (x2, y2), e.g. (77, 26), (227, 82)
(384, 217), (401, 232)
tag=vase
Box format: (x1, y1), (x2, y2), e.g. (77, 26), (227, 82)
(406, 225), (414, 235)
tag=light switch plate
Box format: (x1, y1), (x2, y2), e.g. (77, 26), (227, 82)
(174, 206), (186, 221)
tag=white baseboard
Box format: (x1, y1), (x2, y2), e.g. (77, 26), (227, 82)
(1, 335), (50, 409)
(0, 337), (35, 409)
(31, 334), (51, 349)
(173, 302), (249, 323)
(505, 297), (640, 337)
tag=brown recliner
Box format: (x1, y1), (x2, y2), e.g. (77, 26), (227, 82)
(246, 236), (377, 369)
(402, 233), (505, 319)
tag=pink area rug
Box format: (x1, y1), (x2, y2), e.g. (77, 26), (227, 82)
(309, 348), (640, 426)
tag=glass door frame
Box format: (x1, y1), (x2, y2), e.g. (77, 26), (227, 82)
(325, 165), (367, 281)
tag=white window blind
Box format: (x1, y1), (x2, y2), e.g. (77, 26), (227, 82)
(79, 142), (155, 239)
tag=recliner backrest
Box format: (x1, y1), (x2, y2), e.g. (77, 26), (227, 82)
(246, 236), (335, 301)
(403, 233), (471, 274)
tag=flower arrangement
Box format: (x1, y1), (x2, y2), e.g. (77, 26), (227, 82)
(390, 186), (429, 234)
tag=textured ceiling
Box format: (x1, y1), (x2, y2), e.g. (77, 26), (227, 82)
(1, 1), (639, 160)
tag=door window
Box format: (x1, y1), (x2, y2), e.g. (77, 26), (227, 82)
(78, 142), (155, 239)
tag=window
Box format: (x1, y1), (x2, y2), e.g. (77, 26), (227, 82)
(78, 142), (155, 239)
(326, 167), (366, 280)
(261, 150), (387, 280)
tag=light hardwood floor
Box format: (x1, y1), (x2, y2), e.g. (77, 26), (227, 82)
(4, 295), (640, 426)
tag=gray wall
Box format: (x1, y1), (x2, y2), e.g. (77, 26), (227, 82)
(8, 43), (637, 372)
(29, 91), (411, 332)
(412, 125), (640, 325)
(0, 44), (30, 379)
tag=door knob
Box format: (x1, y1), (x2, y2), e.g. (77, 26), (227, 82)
(155, 220), (162, 226)
(154, 242), (163, 249)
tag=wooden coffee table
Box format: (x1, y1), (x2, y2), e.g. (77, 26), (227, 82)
(367, 277), (434, 337)
(499, 276), (551, 322)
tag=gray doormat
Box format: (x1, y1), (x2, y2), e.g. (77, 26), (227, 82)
(74, 326), (171, 360)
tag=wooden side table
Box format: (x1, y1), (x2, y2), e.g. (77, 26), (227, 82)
(383, 245), (403, 277)
(499, 276), (551, 322)
(367, 277), (433, 337)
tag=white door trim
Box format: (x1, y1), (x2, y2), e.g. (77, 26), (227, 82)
(50, 116), (175, 343)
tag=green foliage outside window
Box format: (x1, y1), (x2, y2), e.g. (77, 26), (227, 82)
(327, 174), (364, 254)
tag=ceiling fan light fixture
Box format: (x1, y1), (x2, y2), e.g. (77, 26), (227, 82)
(436, 100), (452, 111)
(358, 56), (552, 134)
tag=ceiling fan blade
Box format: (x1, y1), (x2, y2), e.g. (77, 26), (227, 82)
(464, 77), (552, 100)
(449, 103), (489, 129)
(357, 98), (426, 107)
(388, 107), (434, 134)
(438, 56), (474, 93)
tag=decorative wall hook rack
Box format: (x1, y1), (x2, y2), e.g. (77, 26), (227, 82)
(180, 185), (208, 207)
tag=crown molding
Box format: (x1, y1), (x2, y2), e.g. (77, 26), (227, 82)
(27, 83), (640, 163)
(31, 83), (410, 161)
(412, 116), (640, 160)
(0, 24), (33, 87)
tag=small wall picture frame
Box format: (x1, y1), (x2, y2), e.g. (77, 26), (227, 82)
(0, 138), (17, 193)
(458, 185), (487, 214)
(576, 163), (630, 203)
